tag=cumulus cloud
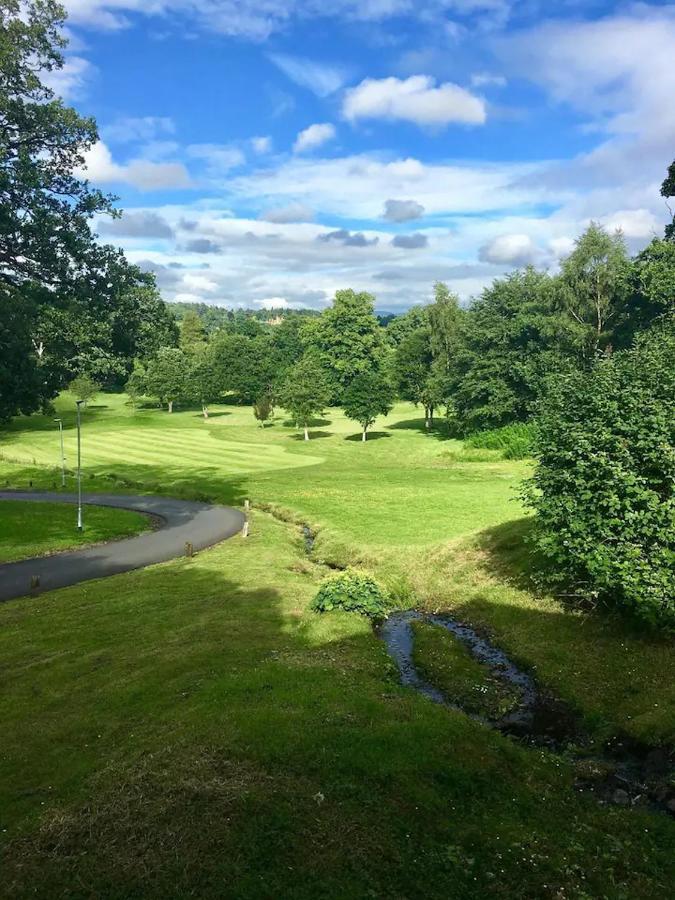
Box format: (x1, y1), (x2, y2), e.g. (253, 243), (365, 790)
(268, 53), (349, 97)
(343, 75), (486, 126)
(478, 233), (539, 266)
(391, 233), (428, 249)
(78, 141), (192, 191)
(260, 203), (315, 223)
(317, 228), (379, 247)
(98, 210), (174, 238)
(383, 199), (425, 222)
(42, 55), (94, 100)
(293, 123), (336, 154)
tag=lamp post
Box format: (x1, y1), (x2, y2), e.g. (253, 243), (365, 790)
(76, 400), (84, 531)
(53, 418), (65, 487)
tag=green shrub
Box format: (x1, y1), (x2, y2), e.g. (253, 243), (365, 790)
(464, 423), (535, 459)
(523, 319), (675, 627)
(311, 569), (389, 618)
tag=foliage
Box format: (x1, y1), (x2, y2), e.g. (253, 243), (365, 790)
(311, 569), (389, 617)
(555, 223), (631, 359)
(341, 371), (395, 439)
(208, 332), (277, 404)
(627, 238), (675, 335)
(124, 360), (147, 407)
(189, 350), (222, 417)
(304, 289), (387, 401)
(449, 268), (567, 433)
(179, 309), (207, 355)
(661, 158), (675, 240)
(252, 393), (274, 427)
(524, 318), (675, 626)
(144, 348), (191, 412)
(69, 374), (100, 405)
(279, 356), (331, 439)
(464, 423), (535, 460)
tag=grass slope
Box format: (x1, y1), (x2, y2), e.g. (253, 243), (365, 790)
(0, 392), (673, 897)
(0, 500), (150, 563)
(1, 512), (673, 899)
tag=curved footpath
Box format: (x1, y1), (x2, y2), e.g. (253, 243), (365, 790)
(0, 491), (245, 603)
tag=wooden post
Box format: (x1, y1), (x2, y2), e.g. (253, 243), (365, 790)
(185, 541), (193, 558)
(244, 499), (250, 513)
(242, 521), (249, 538)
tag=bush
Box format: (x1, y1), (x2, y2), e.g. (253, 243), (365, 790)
(523, 319), (675, 627)
(311, 569), (389, 618)
(464, 423), (535, 459)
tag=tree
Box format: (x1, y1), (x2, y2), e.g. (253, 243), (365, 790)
(626, 238), (675, 337)
(342, 372), (394, 441)
(661, 158), (675, 240)
(448, 268), (565, 433)
(524, 317), (675, 627)
(280, 357), (331, 441)
(144, 348), (190, 412)
(188, 351), (221, 418)
(209, 332), (277, 404)
(0, 0), (114, 292)
(252, 393), (274, 428)
(555, 224), (631, 360)
(69, 374), (99, 406)
(305, 290), (387, 401)
(179, 309), (207, 355)
(427, 282), (463, 375)
(124, 360), (147, 408)
(394, 324), (441, 427)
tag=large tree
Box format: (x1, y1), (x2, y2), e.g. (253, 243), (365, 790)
(661, 158), (675, 240)
(144, 348), (190, 413)
(305, 290), (387, 401)
(449, 268), (566, 433)
(208, 332), (277, 404)
(555, 223), (631, 360)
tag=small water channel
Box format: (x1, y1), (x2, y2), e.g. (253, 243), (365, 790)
(377, 610), (675, 817)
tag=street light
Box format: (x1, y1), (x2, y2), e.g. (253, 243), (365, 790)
(53, 418), (66, 487)
(76, 400), (84, 531)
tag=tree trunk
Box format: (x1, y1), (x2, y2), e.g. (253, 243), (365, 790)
(304, 425), (309, 441)
(362, 426), (367, 442)
(168, 400), (173, 413)
(424, 406), (430, 429)
(202, 405), (209, 419)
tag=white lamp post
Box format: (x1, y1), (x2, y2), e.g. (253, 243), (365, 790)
(54, 418), (65, 487)
(76, 400), (84, 531)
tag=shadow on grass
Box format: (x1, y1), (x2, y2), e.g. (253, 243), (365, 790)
(345, 432), (392, 442)
(387, 418), (453, 441)
(193, 411), (232, 420)
(289, 431), (333, 441)
(281, 417), (332, 429)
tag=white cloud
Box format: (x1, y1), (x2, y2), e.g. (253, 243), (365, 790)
(101, 116), (175, 143)
(343, 75), (486, 127)
(268, 53), (349, 97)
(251, 136), (272, 154)
(42, 55), (94, 99)
(471, 72), (506, 88)
(293, 123), (337, 154)
(478, 233), (540, 266)
(187, 143), (246, 173)
(78, 141), (192, 191)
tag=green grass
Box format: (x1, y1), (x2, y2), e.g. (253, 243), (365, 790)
(1, 512), (673, 899)
(0, 500), (150, 563)
(412, 620), (524, 719)
(0, 392), (673, 897)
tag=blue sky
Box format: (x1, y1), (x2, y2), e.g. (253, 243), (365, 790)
(53, 1), (675, 310)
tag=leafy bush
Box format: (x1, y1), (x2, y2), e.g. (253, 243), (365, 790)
(464, 423), (535, 459)
(311, 569), (389, 618)
(523, 319), (675, 627)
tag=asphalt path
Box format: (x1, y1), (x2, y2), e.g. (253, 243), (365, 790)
(0, 491), (245, 603)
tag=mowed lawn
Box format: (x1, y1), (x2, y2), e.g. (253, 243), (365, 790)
(0, 500), (150, 563)
(1, 392), (674, 898)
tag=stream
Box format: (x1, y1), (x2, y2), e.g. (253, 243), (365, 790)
(377, 610), (675, 817)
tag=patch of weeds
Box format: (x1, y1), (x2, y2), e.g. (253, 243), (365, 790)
(311, 569), (389, 618)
